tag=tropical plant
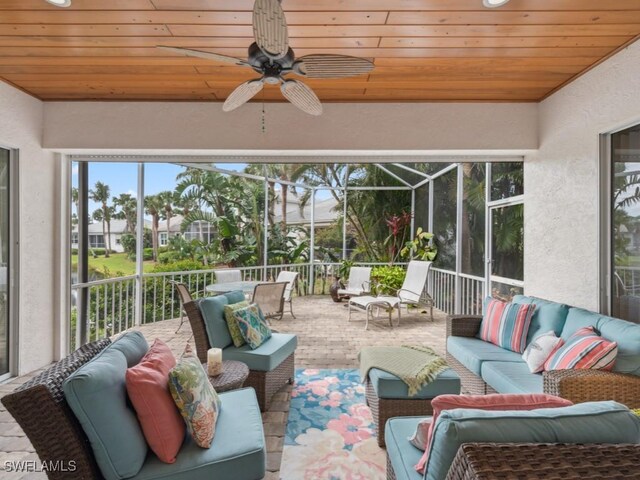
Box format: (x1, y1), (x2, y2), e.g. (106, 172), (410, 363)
(112, 193), (137, 233)
(338, 260), (353, 280)
(384, 211), (412, 264)
(89, 181), (112, 257)
(144, 194), (165, 262)
(371, 265), (406, 295)
(401, 227), (437, 261)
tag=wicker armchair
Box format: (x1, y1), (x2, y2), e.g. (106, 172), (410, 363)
(446, 315), (640, 407)
(1, 339), (112, 480)
(184, 298), (294, 411)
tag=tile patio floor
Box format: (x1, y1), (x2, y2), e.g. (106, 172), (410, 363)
(0, 295), (447, 479)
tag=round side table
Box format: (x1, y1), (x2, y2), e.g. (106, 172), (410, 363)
(206, 360), (249, 393)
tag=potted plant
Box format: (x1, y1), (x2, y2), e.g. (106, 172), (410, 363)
(400, 227), (438, 261)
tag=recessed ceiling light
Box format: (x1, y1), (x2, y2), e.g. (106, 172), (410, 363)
(45, 0), (71, 7)
(482, 0), (510, 7)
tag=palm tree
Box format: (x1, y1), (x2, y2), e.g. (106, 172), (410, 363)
(144, 194), (164, 262)
(158, 190), (178, 240)
(112, 193), (137, 233)
(89, 181), (112, 257)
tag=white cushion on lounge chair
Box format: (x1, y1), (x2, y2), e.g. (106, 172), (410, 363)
(338, 267), (371, 297)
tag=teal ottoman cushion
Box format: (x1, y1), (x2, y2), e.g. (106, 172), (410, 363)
(385, 417), (424, 480)
(481, 361), (543, 394)
(369, 368), (460, 399)
(512, 295), (569, 345)
(199, 291), (246, 349)
(425, 401), (640, 480)
(131, 388), (266, 480)
(110, 330), (149, 367)
(222, 333), (296, 372)
(447, 336), (523, 375)
(63, 347), (148, 480)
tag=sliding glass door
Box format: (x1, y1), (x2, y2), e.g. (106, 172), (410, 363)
(0, 148), (12, 377)
(609, 123), (640, 323)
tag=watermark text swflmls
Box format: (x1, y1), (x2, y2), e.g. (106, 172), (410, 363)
(4, 460), (77, 473)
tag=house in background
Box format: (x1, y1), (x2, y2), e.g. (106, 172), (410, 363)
(157, 215), (215, 246)
(273, 193), (339, 228)
(71, 219), (151, 253)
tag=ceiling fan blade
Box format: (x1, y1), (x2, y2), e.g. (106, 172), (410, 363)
(294, 54), (374, 78)
(280, 79), (322, 116)
(157, 46), (251, 67)
(223, 79), (264, 112)
(253, 0), (289, 59)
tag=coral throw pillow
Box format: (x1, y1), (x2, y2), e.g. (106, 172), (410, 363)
(169, 345), (222, 448)
(479, 298), (536, 353)
(414, 394), (573, 475)
(126, 339), (185, 464)
(224, 300), (250, 348)
(233, 303), (272, 349)
(544, 326), (618, 371)
(521, 331), (563, 373)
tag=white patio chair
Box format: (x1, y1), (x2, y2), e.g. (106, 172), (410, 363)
(276, 270), (299, 319)
(348, 260), (434, 329)
(213, 268), (242, 284)
(337, 266), (372, 298)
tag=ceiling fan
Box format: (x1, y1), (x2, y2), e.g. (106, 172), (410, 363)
(157, 0), (374, 116)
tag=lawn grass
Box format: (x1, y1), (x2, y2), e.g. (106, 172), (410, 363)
(71, 253), (155, 277)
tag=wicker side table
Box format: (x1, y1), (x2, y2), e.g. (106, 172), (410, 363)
(206, 360), (250, 393)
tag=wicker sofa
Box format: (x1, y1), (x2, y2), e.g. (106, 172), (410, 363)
(184, 291), (296, 411)
(1, 335), (267, 480)
(446, 295), (640, 408)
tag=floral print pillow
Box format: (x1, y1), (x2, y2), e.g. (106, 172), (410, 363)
(232, 303), (272, 349)
(168, 344), (222, 448)
(224, 300), (250, 348)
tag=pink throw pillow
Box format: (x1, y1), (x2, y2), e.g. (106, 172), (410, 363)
(126, 339), (185, 463)
(414, 393), (573, 474)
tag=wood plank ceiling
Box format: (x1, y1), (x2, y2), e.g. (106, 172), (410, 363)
(0, 0), (639, 102)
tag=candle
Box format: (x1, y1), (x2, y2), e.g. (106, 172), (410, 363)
(207, 348), (223, 376)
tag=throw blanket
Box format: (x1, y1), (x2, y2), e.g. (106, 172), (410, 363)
(359, 346), (448, 397)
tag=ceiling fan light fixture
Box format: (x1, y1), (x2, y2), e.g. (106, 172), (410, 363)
(482, 0), (510, 8)
(45, 0), (72, 7)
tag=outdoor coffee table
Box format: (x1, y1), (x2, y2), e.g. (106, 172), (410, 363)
(205, 281), (263, 295)
(348, 295), (400, 330)
(206, 360), (250, 393)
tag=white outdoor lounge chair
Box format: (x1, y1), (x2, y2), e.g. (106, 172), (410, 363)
(276, 270), (299, 319)
(348, 260), (434, 329)
(337, 266), (372, 298)
(214, 268), (242, 283)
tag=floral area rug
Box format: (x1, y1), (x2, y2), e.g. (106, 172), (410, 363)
(280, 368), (386, 480)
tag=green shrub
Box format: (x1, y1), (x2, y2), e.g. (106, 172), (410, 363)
(371, 265), (406, 295)
(158, 251), (185, 264)
(71, 248), (78, 255)
(151, 260), (207, 273)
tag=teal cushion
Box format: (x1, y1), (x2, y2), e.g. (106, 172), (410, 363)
(369, 368), (460, 399)
(446, 336), (523, 375)
(561, 307), (601, 340)
(131, 388), (266, 480)
(63, 348), (148, 480)
(199, 291), (246, 349)
(109, 330), (149, 367)
(384, 417), (424, 480)
(222, 333), (297, 372)
(481, 361), (543, 394)
(425, 401), (640, 480)
(596, 316), (640, 376)
(512, 295), (569, 345)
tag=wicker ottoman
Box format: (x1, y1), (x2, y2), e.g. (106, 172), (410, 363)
(366, 368), (461, 447)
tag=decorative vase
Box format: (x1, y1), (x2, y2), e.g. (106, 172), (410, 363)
(330, 277), (345, 302)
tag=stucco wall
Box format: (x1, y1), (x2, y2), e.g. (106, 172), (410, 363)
(525, 40), (640, 311)
(43, 102), (538, 151)
(0, 83), (56, 375)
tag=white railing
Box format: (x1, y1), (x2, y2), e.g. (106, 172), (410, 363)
(69, 261), (487, 352)
(614, 266), (640, 295)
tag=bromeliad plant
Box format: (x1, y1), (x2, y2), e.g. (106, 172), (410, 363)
(384, 211), (412, 264)
(401, 227), (438, 261)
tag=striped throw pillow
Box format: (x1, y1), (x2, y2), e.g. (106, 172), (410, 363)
(544, 326), (618, 371)
(479, 298), (536, 353)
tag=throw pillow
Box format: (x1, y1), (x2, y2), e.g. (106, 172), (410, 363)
(544, 326), (618, 371)
(479, 298), (536, 353)
(414, 393), (573, 475)
(168, 344), (222, 448)
(224, 300), (250, 348)
(408, 417), (432, 451)
(521, 330), (563, 373)
(233, 303), (272, 349)
(126, 339), (185, 464)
